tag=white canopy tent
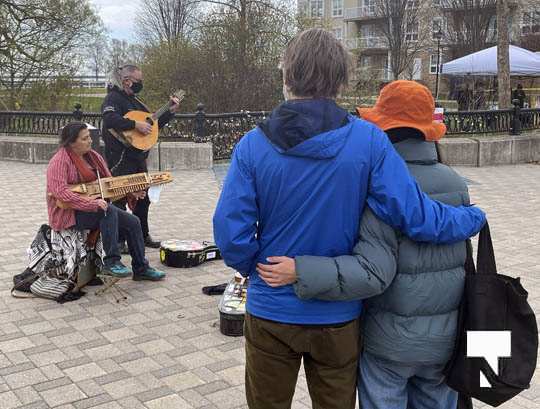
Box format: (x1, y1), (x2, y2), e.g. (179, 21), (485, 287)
(441, 45), (540, 76)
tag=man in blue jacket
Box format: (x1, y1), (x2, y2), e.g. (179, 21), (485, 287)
(213, 29), (486, 409)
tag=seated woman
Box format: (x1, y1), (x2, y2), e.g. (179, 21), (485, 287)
(257, 81), (470, 409)
(47, 122), (165, 281)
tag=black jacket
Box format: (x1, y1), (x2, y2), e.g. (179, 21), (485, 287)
(101, 86), (174, 167)
(512, 89), (526, 108)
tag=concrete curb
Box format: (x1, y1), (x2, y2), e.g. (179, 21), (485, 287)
(437, 132), (540, 167)
(0, 134), (213, 170)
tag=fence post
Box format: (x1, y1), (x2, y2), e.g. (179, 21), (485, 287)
(510, 99), (521, 136)
(194, 103), (206, 142)
(73, 103), (83, 121)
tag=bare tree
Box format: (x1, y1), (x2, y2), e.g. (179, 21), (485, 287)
(197, 0), (293, 78)
(442, 0), (497, 58)
(373, 0), (434, 80)
(135, 0), (198, 46)
(178, 0), (295, 110)
(0, 0), (100, 109)
(105, 39), (144, 73)
(497, 0), (511, 108)
(86, 26), (109, 81)
(521, 33), (540, 50)
(519, 0), (540, 50)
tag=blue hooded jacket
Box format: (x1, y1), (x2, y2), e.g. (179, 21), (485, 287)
(213, 99), (485, 325)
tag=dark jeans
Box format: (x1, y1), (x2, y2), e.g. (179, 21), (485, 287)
(114, 195), (151, 238)
(244, 313), (359, 409)
(75, 205), (149, 274)
(106, 151), (151, 239)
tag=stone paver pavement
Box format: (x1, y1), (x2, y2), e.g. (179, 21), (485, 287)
(0, 160), (538, 409)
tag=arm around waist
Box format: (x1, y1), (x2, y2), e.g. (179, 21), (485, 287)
(294, 208), (398, 301)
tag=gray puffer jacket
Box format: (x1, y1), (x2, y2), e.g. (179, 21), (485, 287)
(294, 138), (469, 366)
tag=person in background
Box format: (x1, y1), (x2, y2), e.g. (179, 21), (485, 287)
(213, 29), (486, 409)
(101, 64), (181, 250)
(512, 83), (527, 108)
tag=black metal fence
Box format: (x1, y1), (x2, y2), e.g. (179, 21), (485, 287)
(0, 104), (268, 160)
(159, 104), (269, 160)
(1, 103), (539, 160)
(444, 107), (540, 135)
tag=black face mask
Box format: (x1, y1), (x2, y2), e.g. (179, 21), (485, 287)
(130, 81), (143, 94)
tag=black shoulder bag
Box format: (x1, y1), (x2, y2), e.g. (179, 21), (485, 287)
(445, 223), (538, 407)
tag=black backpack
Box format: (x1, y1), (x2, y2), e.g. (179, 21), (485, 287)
(445, 223), (538, 407)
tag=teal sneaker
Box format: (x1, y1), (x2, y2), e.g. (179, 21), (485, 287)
(102, 263), (132, 278)
(133, 266), (166, 281)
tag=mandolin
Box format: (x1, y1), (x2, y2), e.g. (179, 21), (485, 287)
(110, 90), (185, 152)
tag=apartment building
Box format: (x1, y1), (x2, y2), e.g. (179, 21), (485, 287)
(298, 0), (539, 100)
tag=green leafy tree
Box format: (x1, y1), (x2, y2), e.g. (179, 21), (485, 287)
(0, 0), (101, 109)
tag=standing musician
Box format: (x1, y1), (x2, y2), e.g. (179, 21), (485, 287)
(101, 64), (181, 249)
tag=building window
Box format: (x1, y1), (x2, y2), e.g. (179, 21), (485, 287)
(360, 55), (372, 67)
(522, 11), (540, 35)
(405, 21), (419, 41)
(332, 0), (343, 17)
(432, 17), (445, 39)
(333, 27), (343, 40)
(361, 24), (378, 38)
(412, 58), (422, 80)
(363, 0), (376, 14)
(310, 0), (323, 18)
(430, 54), (443, 74)
(487, 15), (497, 41)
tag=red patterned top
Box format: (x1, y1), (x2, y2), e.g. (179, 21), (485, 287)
(46, 148), (111, 231)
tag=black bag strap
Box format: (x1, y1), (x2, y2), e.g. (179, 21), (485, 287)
(464, 239), (476, 275)
(477, 222), (497, 275)
(464, 222), (497, 275)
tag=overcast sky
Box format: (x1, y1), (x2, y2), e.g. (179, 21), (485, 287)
(90, 0), (138, 41)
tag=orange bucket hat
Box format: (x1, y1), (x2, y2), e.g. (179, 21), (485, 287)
(357, 80), (446, 141)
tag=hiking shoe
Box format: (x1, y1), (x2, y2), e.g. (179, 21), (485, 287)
(133, 266), (166, 281)
(102, 263), (132, 278)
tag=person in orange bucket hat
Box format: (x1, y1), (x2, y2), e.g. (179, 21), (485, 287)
(358, 79), (446, 141)
(257, 80), (473, 409)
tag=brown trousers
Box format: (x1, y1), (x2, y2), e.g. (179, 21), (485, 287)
(244, 313), (359, 409)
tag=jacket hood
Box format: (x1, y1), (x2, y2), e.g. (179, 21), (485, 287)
(258, 99), (351, 159)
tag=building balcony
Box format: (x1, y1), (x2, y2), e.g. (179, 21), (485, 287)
(344, 37), (388, 50)
(439, 0), (516, 11)
(343, 6), (383, 21)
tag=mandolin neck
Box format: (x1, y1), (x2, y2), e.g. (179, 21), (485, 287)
(152, 101), (173, 121)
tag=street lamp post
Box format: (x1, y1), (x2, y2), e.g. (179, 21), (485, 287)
(434, 28), (443, 101)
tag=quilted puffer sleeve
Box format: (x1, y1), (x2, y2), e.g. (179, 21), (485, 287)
(294, 208), (398, 301)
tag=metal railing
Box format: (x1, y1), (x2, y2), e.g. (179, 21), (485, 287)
(1, 103), (539, 160)
(343, 6), (378, 20)
(0, 104), (269, 161)
(444, 105), (540, 135)
(444, 109), (514, 134)
(344, 37), (388, 50)
(160, 104), (269, 160)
